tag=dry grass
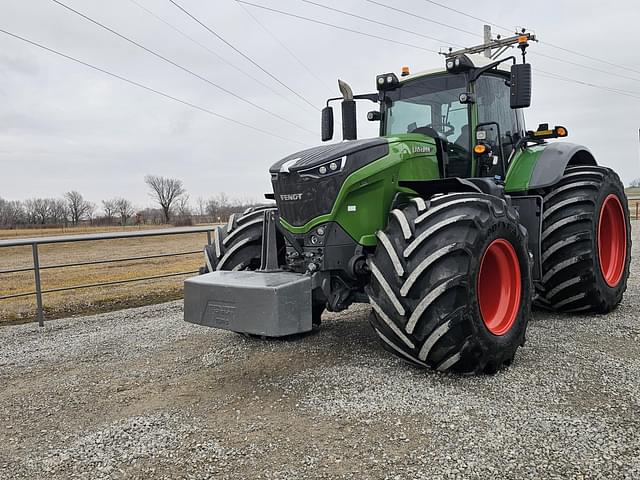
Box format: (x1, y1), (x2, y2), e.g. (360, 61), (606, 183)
(0, 226), (213, 325)
(0, 224), (175, 240)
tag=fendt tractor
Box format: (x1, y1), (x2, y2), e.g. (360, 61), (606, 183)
(184, 32), (631, 374)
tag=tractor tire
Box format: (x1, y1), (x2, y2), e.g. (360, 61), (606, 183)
(536, 166), (631, 312)
(365, 193), (532, 374)
(200, 206), (276, 273)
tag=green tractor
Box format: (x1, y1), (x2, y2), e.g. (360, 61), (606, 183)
(184, 33), (631, 374)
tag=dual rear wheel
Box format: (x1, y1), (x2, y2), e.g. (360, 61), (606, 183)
(536, 166), (631, 312)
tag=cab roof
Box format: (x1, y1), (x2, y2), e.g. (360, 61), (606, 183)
(399, 53), (511, 83)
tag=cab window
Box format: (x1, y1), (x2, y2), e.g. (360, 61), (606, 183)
(475, 74), (521, 159)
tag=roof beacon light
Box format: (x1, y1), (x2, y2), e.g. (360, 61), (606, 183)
(401, 66), (410, 77)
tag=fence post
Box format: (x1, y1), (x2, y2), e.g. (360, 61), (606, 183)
(636, 202), (638, 221)
(32, 243), (44, 327)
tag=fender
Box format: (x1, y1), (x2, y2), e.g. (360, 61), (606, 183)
(505, 142), (597, 192)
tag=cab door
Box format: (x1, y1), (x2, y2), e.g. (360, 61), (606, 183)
(473, 73), (526, 177)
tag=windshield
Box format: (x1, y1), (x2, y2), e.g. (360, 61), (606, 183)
(383, 74), (468, 150)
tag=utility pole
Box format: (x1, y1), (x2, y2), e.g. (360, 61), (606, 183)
(483, 25), (492, 58)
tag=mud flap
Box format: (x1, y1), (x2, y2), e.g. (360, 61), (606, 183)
(184, 271), (312, 337)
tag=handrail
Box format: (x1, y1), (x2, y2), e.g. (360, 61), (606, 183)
(0, 225), (215, 326)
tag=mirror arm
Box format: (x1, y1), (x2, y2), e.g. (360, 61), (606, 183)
(326, 93), (378, 108)
(469, 56), (517, 82)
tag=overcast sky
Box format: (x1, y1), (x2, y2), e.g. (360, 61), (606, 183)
(1, 0), (639, 209)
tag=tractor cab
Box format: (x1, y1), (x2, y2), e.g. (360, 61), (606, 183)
(378, 55), (527, 179)
(321, 39), (533, 182)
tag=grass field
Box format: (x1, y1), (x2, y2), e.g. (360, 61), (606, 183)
(0, 226), (212, 325)
(0, 224), (175, 239)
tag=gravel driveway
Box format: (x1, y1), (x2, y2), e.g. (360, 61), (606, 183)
(1, 226), (638, 480)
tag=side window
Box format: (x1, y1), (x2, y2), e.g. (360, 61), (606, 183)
(476, 75), (519, 158)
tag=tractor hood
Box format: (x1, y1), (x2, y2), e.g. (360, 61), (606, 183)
(269, 138), (387, 174)
(270, 138), (389, 227)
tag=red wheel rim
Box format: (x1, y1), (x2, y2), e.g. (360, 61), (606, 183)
(477, 239), (522, 336)
(597, 194), (627, 287)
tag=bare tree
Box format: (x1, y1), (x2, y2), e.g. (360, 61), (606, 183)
(0, 198), (24, 227)
(49, 199), (69, 224)
(65, 191), (91, 225)
(176, 194), (191, 217)
(144, 175), (186, 223)
(102, 199), (117, 225)
(24, 198), (51, 224)
(114, 197), (134, 226)
(85, 202), (96, 224)
(629, 178), (640, 188)
(196, 196), (206, 218)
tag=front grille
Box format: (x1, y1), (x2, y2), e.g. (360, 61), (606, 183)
(272, 172), (344, 226)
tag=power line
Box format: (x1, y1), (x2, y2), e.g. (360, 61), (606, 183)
(236, 1), (439, 53)
(537, 71), (640, 99)
(364, 0), (479, 38)
(539, 41), (640, 76)
(235, 0), (334, 92)
(419, 0), (512, 33)
(0, 28), (309, 146)
(371, 0), (640, 86)
(237, 5), (640, 102)
(126, 0), (317, 113)
(417, 0), (640, 77)
(297, 0), (461, 48)
(167, 0), (320, 111)
(49, 0), (316, 137)
(533, 51), (640, 84)
(302, 0), (640, 90)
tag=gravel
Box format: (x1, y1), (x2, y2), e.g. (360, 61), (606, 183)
(0, 225), (638, 479)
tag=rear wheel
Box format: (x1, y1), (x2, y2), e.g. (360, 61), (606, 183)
(365, 193), (532, 374)
(536, 166), (631, 312)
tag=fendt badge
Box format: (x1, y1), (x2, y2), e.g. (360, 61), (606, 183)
(280, 193), (303, 201)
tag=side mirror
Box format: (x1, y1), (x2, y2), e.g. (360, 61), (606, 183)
(341, 100), (357, 140)
(510, 63), (532, 109)
(321, 106), (334, 142)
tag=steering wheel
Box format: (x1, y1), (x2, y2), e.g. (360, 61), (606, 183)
(447, 141), (470, 156)
(427, 122), (455, 137)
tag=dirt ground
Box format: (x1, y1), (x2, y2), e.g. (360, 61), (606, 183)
(0, 225), (638, 479)
(0, 227), (212, 324)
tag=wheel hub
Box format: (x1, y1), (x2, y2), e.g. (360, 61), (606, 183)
(477, 239), (522, 336)
(597, 194), (627, 287)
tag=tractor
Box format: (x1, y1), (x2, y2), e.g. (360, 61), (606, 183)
(184, 32), (631, 374)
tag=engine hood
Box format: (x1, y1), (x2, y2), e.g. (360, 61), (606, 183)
(269, 138), (387, 174)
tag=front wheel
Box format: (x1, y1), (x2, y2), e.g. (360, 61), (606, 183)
(365, 193), (532, 374)
(200, 206), (276, 273)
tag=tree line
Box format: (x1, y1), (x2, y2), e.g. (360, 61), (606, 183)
(0, 175), (264, 228)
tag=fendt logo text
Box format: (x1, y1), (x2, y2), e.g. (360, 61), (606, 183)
(280, 193), (303, 201)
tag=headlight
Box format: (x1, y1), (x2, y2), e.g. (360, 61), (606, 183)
(298, 156), (346, 179)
